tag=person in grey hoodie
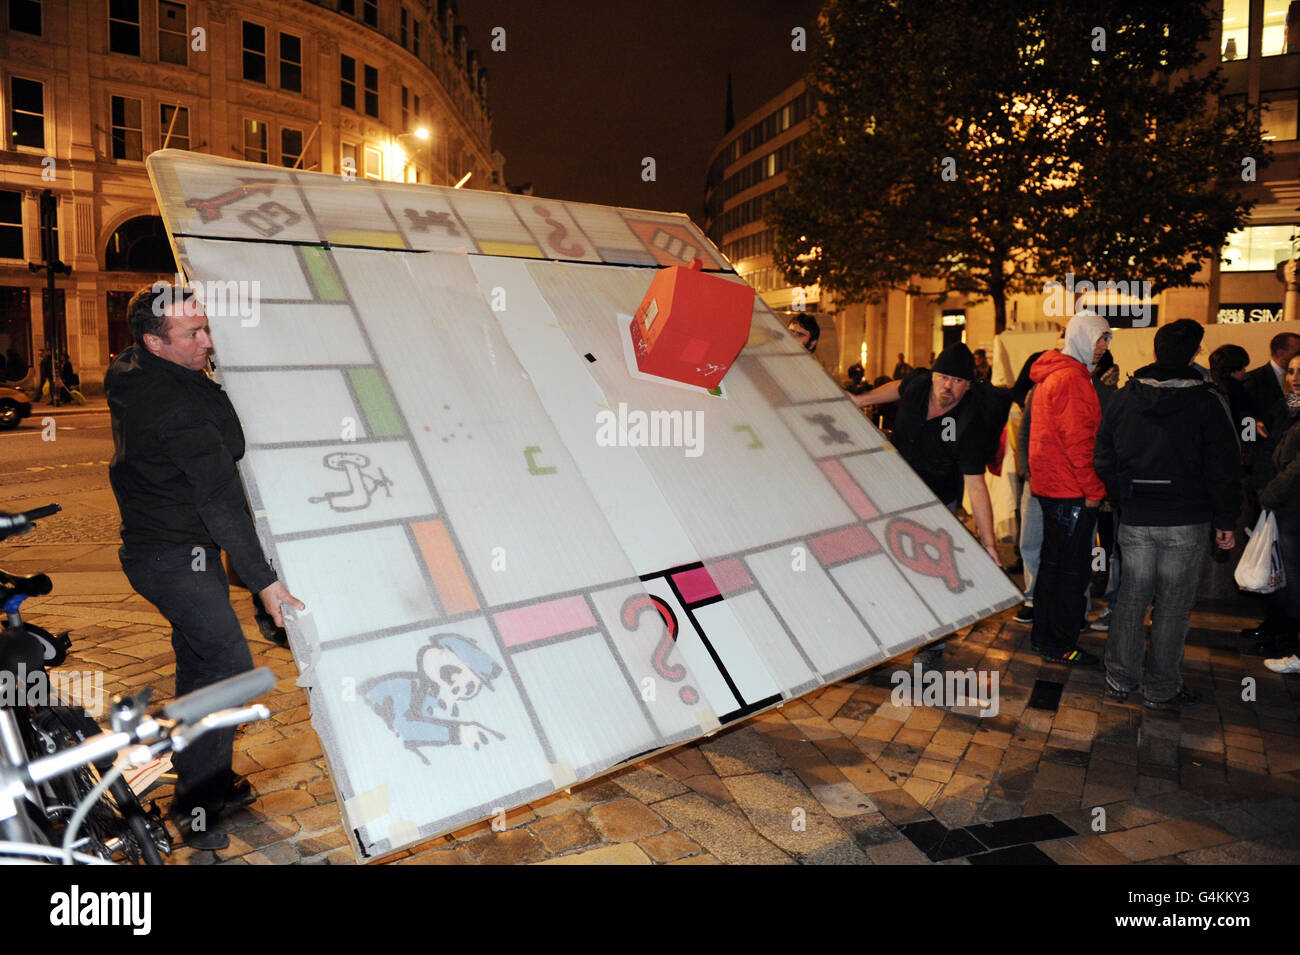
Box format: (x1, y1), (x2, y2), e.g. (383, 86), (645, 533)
(1094, 319), (1240, 710)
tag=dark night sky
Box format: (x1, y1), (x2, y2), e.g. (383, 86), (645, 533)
(454, 1), (822, 221)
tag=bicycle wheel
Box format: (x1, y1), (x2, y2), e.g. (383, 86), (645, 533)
(23, 706), (169, 864)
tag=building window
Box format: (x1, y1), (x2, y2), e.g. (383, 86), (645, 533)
(364, 64), (379, 118)
(108, 0), (141, 56)
(1262, 90), (1298, 141)
(414, 93), (421, 128)
(110, 96), (144, 160)
(340, 54), (356, 110)
(363, 0), (378, 27)
(1222, 0), (1249, 59)
(401, 7), (408, 46)
(401, 85), (409, 128)
(363, 145), (383, 180)
(341, 141), (358, 178)
(1262, 0), (1300, 56)
(244, 118), (269, 163)
(340, 0), (354, 14)
(0, 192), (23, 259)
(243, 21), (267, 83)
(105, 215), (175, 272)
(158, 1), (188, 65)
(160, 103), (190, 149)
(9, 77), (45, 149)
(280, 33), (303, 93)
(10, 0), (41, 35)
(281, 127), (304, 168)
(1222, 224), (1297, 271)
(413, 19), (421, 57)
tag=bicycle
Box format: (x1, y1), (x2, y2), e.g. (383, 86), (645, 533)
(0, 667), (274, 865)
(0, 504), (170, 863)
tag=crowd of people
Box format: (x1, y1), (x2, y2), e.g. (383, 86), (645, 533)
(796, 310), (1300, 711)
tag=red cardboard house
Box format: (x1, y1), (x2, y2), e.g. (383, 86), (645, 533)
(629, 260), (754, 389)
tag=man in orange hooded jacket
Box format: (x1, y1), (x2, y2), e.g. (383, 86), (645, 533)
(1028, 311), (1112, 664)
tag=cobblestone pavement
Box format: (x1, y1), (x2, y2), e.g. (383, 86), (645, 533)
(8, 532), (1300, 866)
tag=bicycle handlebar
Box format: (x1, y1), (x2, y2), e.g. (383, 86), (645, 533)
(0, 505), (61, 542)
(12, 668), (275, 791)
(161, 668), (276, 725)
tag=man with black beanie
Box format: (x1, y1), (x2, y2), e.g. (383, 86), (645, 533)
(854, 342), (1003, 566)
(1095, 318), (1240, 710)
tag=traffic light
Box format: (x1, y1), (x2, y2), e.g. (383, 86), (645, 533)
(35, 189), (71, 275)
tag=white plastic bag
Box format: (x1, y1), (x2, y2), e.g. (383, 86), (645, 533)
(1236, 510), (1286, 594)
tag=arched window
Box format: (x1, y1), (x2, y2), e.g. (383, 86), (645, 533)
(104, 216), (176, 272)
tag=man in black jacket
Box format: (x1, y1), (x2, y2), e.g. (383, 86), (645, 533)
(853, 343), (1004, 567)
(1095, 319), (1240, 711)
(1243, 332), (1300, 426)
(107, 283), (303, 849)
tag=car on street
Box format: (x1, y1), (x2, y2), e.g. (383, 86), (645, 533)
(0, 385), (32, 430)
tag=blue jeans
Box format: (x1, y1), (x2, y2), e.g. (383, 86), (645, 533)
(1104, 539), (1121, 607)
(1103, 523), (1208, 701)
(1019, 480), (1042, 600)
(121, 545), (255, 816)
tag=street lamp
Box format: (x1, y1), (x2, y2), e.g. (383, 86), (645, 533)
(396, 126), (430, 183)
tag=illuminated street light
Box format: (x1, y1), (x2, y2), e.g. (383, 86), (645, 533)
(394, 127), (432, 183)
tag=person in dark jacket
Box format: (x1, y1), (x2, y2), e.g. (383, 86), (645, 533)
(1250, 353), (1300, 491)
(1261, 386), (1300, 674)
(1242, 332), (1300, 426)
(852, 342), (1003, 566)
(106, 283), (304, 849)
(1242, 353), (1300, 651)
(1095, 319), (1240, 709)
(1209, 344), (1255, 447)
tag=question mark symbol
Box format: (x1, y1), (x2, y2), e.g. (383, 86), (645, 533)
(620, 594), (698, 704)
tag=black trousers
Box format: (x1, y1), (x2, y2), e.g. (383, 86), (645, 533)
(1030, 496), (1098, 654)
(121, 544), (254, 817)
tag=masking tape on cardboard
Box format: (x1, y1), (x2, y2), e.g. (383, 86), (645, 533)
(386, 819), (419, 848)
(695, 709), (721, 734)
(344, 784), (390, 826)
(548, 762), (577, 789)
